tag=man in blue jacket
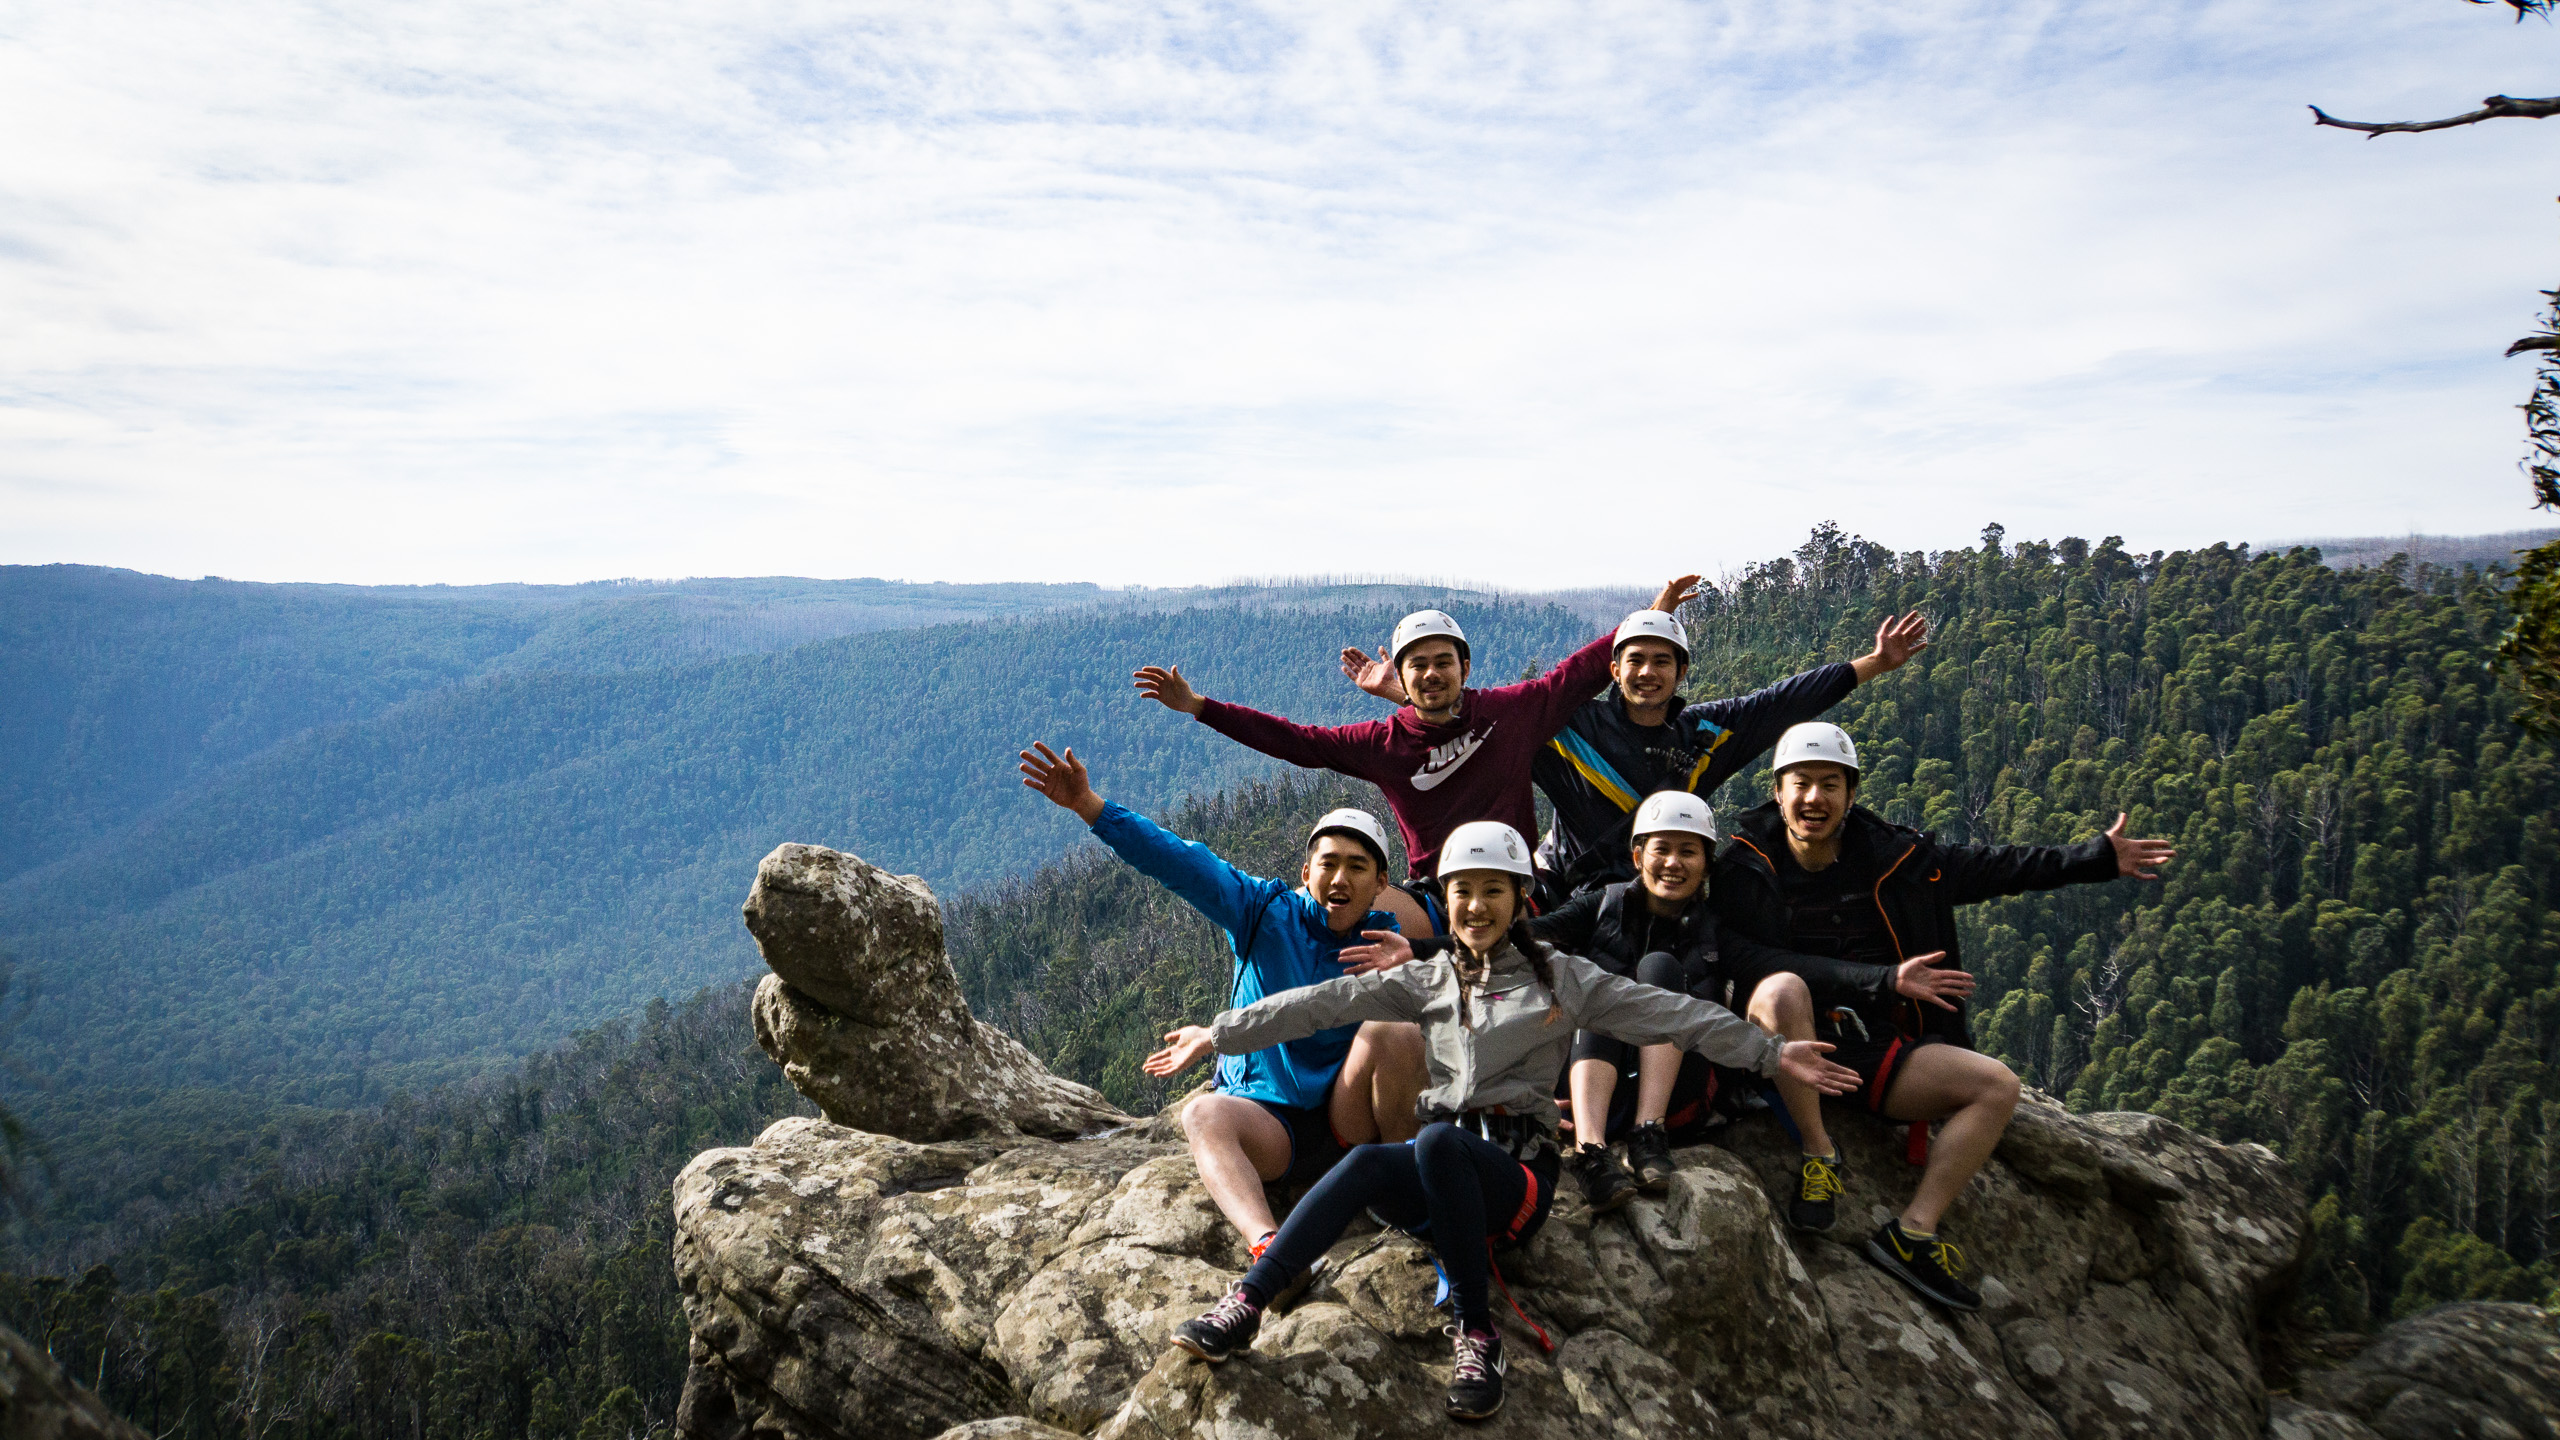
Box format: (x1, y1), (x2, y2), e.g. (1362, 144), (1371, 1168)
(1019, 741), (1423, 1258)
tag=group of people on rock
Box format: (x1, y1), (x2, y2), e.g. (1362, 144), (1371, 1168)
(1015, 575), (2175, 1422)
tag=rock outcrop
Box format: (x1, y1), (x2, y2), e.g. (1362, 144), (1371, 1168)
(743, 843), (1129, 1142)
(0, 1318), (149, 1440)
(675, 841), (2542, 1440)
(2274, 1301), (2560, 1440)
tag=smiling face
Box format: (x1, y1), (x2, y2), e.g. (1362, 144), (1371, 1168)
(1630, 831), (1708, 907)
(1775, 762), (1855, 845)
(1397, 639), (1470, 718)
(1301, 834), (1388, 933)
(1441, 869), (1522, 955)
(1611, 638), (1686, 714)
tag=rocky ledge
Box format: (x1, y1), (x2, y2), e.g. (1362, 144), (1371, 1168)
(675, 842), (2557, 1440)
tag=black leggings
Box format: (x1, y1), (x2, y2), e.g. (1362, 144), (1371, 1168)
(1240, 1123), (1558, 1331)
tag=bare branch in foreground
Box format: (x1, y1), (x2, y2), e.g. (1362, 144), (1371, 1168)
(2310, 94), (2560, 136)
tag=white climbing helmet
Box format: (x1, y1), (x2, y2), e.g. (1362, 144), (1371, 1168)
(1308, 808), (1392, 867)
(1631, 790), (1718, 843)
(1612, 609), (1689, 662)
(1391, 609), (1470, 664)
(1438, 820), (1535, 880)
(1771, 722), (1861, 778)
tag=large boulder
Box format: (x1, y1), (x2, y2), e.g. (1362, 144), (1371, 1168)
(675, 842), (2543, 1440)
(2279, 1301), (2560, 1440)
(742, 843), (1130, 1143)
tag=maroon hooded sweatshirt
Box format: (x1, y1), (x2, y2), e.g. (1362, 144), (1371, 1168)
(1194, 630), (1616, 879)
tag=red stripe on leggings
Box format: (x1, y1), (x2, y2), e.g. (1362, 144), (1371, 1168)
(1867, 1037), (1906, 1113)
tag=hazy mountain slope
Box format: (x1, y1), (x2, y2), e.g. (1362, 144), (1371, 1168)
(0, 597), (1597, 1112)
(0, 567), (1113, 883)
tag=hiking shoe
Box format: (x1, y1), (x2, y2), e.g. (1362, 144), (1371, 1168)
(1571, 1142), (1638, 1214)
(1863, 1220), (1981, 1313)
(1789, 1152), (1844, 1233)
(1171, 1285), (1264, 1362)
(1444, 1325), (1506, 1420)
(1267, 1256), (1326, 1315)
(1625, 1121), (1676, 1192)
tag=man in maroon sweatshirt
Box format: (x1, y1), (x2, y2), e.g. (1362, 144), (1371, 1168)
(1134, 575), (1700, 936)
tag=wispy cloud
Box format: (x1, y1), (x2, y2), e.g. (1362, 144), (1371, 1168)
(2, 0), (2553, 583)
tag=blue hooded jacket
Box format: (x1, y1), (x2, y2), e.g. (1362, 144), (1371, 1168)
(1089, 802), (1397, 1111)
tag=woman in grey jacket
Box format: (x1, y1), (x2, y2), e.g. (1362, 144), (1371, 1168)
(1146, 820), (1859, 1421)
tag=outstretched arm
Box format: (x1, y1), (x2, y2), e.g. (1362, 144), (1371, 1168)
(1932, 814), (2169, 903)
(1341, 646), (1409, 706)
(1019, 742), (1107, 823)
(1133, 664), (1207, 716)
(1848, 611), (1930, 684)
(1211, 965), (1431, 1053)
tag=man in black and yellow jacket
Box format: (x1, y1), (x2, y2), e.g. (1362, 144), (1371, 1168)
(1713, 722), (2176, 1312)
(1344, 607), (1931, 904)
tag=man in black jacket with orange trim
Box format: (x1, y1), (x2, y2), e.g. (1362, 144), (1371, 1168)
(1714, 722), (2175, 1312)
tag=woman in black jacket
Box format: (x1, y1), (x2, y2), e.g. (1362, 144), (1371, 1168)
(1532, 790), (1813, 1211)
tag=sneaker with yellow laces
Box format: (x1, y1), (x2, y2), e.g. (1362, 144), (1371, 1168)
(1863, 1219), (1981, 1312)
(1788, 1151), (1843, 1233)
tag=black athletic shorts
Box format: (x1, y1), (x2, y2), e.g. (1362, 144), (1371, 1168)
(1250, 1095), (1351, 1187)
(1825, 1032), (1942, 1116)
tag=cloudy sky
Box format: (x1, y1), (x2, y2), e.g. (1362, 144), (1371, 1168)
(3, 1), (2555, 587)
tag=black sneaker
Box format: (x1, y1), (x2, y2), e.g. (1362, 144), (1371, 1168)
(1444, 1325), (1506, 1420)
(1571, 1142), (1638, 1214)
(1171, 1285), (1264, 1362)
(1625, 1121), (1676, 1192)
(1863, 1220), (1981, 1312)
(1789, 1152), (1844, 1233)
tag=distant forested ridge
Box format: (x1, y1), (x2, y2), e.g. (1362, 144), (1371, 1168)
(0, 983), (811, 1440)
(962, 527), (2560, 1324)
(0, 580), (1593, 1249)
(3, 528), (2553, 1440)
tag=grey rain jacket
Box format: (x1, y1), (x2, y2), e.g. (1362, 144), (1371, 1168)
(1208, 940), (1784, 1141)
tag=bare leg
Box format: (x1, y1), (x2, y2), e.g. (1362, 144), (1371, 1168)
(1333, 1021), (1427, 1145)
(1181, 1093), (1296, 1245)
(1881, 1046), (2022, 1233)
(1569, 1058), (1619, 1145)
(1375, 887), (1436, 940)
(1632, 1044), (1681, 1126)
(1747, 972), (1834, 1158)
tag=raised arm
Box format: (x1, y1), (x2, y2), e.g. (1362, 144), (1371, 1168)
(1847, 611), (1931, 685)
(1023, 741), (1280, 936)
(1675, 662), (1859, 793)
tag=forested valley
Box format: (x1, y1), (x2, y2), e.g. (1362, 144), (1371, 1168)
(3, 528), (2555, 1437)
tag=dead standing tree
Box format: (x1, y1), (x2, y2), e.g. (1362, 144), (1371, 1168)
(2311, 0), (2560, 738)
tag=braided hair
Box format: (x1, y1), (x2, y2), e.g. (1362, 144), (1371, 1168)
(1441, 874), (1563, 1028)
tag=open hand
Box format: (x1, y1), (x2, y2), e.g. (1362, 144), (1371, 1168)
(1143, 1025), (1216, 1078)
(1780, 1040), (1862, 1096)
(1340, 646), (1408, 704)
(1863, 607), (1925, 671)
(1133, 664), (1205, 715)
(2105, 814), (2176, 880)
(1650, 573), (1705, 614)
(1338, 929), (1415, 977)
(1893, 952), (1974, 1012)
(1018, 742), (1105, 824)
